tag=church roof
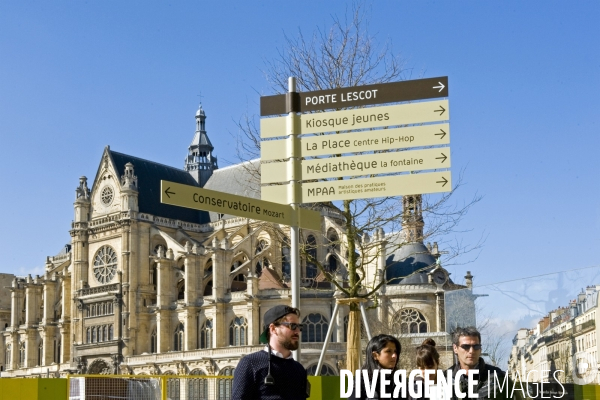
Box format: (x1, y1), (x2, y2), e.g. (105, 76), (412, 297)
(109, 150), (210, 224)
(189, 130), (213, 148)
(203, 159), (261, 222)
(385, 241), (437, 284)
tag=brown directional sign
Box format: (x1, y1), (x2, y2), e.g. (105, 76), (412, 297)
(260, 76), (448, 116)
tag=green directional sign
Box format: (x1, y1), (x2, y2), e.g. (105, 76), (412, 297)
(160, 181), (321, 231)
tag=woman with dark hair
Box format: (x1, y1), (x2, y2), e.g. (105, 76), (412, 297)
(350, 334), (402, 400)
(410, 339), (446, 400)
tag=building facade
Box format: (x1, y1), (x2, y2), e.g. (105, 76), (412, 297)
(508, 286), (599, 384)
(1, 105), (475, 381)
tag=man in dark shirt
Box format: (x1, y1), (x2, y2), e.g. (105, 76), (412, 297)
(231, 305), (309, 400)
(447, 327), (518, 400)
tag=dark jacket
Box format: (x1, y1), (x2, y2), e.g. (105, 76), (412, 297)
(446, 358), (515, 400)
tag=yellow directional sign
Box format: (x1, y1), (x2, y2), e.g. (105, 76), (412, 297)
(260, 100), (449, 138)
(261, 147), (450, 184)
(160, 181), (321, 231)
(261, 124), (450, 160)
(262, 172), (452, 203)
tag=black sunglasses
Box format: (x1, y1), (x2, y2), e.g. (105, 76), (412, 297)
(277, 322), (303, 331)
(459, 344), (482, 351)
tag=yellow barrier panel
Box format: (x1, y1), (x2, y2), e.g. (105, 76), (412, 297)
(67, 374), (234, 400)
(0, 378), (67, 400)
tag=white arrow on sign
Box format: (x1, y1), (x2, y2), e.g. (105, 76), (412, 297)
(433, 82), (446, 92)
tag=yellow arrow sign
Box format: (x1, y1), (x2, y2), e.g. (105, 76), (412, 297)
(261, 147), (450, 184)
(160, 181), (321, 231)
(262, 172), (451, 203)
(260, 100), (449, 138)
(261, 123), (450, 160)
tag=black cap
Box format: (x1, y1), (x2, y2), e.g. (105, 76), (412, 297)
(259, 305), (300, 344)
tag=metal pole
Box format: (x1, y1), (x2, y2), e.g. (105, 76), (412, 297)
(315, 302), (339, 375)
(288, 76), (301, 361)
(359, 302), (372, 340)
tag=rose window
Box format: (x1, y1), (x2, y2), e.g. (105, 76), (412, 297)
(101, 186), (114, 206)
(93, 246), (118, 284)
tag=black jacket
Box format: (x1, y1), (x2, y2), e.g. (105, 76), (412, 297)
(446, 358), (515, 400)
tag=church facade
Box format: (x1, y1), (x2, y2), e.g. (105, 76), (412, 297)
(1, 105), (475, 380)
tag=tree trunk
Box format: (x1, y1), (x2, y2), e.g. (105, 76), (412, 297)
(346, 302), (362, 372)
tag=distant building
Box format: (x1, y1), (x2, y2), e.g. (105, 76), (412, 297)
(1, 104), (475, 385)
(508, 286), (599, 383)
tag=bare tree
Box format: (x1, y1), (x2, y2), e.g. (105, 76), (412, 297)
(236, 3), (481, 371)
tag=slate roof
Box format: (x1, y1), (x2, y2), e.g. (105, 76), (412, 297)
(109, 150), (210, 224)
(385, 241), (436, 284)
(203, 159), (261, 222)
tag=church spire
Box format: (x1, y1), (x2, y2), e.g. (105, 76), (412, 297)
(402, 194), (424, 243)
(184, 104), (218, 186)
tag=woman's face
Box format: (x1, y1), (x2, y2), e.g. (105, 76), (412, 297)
(373, 341), (398, 369)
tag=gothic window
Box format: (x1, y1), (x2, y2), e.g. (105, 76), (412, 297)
(229, 317), (248, 346)
(167, 377), (181, 400)
(188, 369), (209, 399)
(305, 235), (318, 278)
(103, 326), (108, 342)
(203, 280), (213, 296)
(93, 246), (118, 284)
(86, 328), (91, 344)
(5, 344), (10, 367)
(218, 367), (235, 400)
(394, 308), (429, 334)
(326, 255), (339, 273)
(327, 228), (340, 252)
(150, 263), (157, 286)
(98, 325), (104, 342)
(231, 274), (246, 292)
(92, 327), (97, 343)
(199, 319), (213, 349)
(100, 186), (114, 206)
(55, 339), (61, 364)
(151, 329), (157, 353)
(108, 302), (113, 314)
(38, 342), (43, 366)
(302, 313), (329, 343)
(91, 304), (96, 316)
(174, 322), (184, 351)
(177, 280), (185, 300)
(255, 240), (269, 277)
(19, 342), (25, 368)
(306, 364), (337, 376)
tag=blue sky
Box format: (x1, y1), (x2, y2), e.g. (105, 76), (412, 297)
(1, 1), (599, 355)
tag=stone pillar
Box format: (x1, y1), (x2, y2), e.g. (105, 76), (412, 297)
(156, 310), (170, 353)
(184, 251), (200, 305)
(247, 300), (259, 345)
(10, 281), (23, 327)
(184, 309), (196, 351)
(42, 278), (57, 324)
(212, 244), (232, 300)
(214, 304), (226, 348)
(156, 250), (174, 308)
(60, 324), (70, 365)
(25, 279), (39, 326)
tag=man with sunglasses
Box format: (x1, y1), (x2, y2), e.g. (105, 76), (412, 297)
(447, 327), (518, 400)
(232, 305), (310, 399)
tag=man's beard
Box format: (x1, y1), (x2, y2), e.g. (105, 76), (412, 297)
(280, 336), (299, 351)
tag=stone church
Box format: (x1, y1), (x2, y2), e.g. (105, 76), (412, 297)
(1, 105), (475, 382)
